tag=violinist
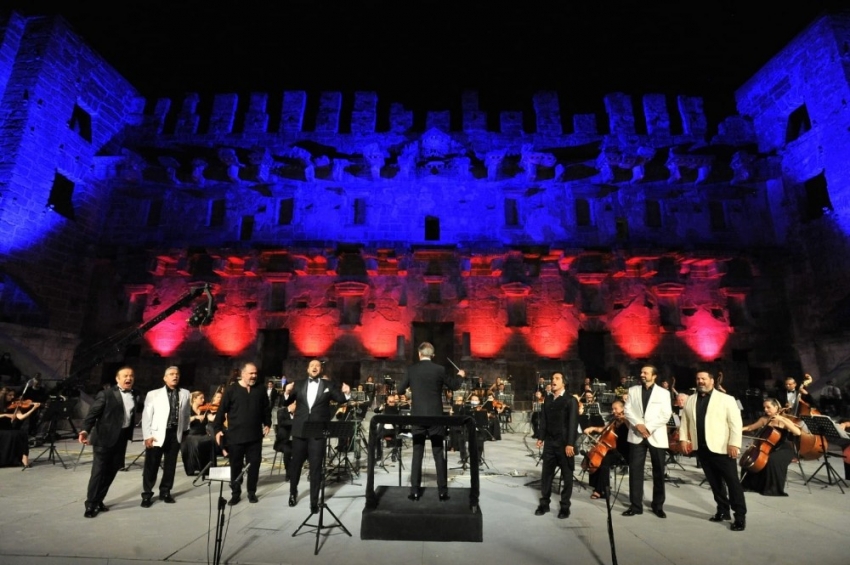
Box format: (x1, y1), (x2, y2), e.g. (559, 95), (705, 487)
(482, 393), (502, 440)
(0, 386), (41, 468)
(180, 391), (217, 476)
(740, 398), (802, 496)
(582, 399), (629, 500)
(375, 394), (402, 461)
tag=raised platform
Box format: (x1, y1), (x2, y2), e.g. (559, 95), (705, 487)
(360, 486), (483, 542)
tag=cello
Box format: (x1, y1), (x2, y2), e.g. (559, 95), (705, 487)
(581, 413), (625, 473)
(740, 423), (784, 473)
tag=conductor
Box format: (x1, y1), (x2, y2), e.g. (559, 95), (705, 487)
(397, 341), (465, 502)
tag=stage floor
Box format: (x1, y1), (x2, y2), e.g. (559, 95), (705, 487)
(0, 413), (848, 564)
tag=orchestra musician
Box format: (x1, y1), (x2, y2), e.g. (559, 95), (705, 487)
(740, 398), (802, 496)
(481, 393), (503, 440)
(374, 394), (401, 461)
(779, 376), (816, 415)
(273, 401), (296, 481)
(582, 399), (629, 500)
(0, 386), (41, 468)
(531, 390), (545, 439)
(180, 391), (216, 476)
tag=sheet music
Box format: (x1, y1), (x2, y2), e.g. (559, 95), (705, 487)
(208, 466), (231, 482)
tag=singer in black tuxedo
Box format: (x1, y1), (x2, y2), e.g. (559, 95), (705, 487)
(282, 359), (350, 512)
(78, 367), (141, 518)
(396, 342), (464, 501)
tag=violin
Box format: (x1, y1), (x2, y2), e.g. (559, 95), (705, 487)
(7, 399), (35, 410)
(196, 403), (219, 413)
(492, 400), (506, 413)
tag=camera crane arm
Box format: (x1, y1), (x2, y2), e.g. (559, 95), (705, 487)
(57, 284), (214, 395)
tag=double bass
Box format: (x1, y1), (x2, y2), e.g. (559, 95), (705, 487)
(792, 374), (828, 460)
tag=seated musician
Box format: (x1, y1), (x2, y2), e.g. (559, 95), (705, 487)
(481, 393), (503, 440)
(205, 389), (227, 457)
(531, 390), (545, 439)
(397, 394), (411, 411)
(374, 394), (401, 460)
(494, 383), (512, 423)
(740, 397), (802, 496)
(467, 394), (487, 461)
(274, 401), (296, 480)
(582, 399), (629, 499)
(181, 391), (216, 475)
(673, 392), (689, 416)
(578, 391), (604, 432)
(0, 387), (41, 468)
(448, 395), (468, 458)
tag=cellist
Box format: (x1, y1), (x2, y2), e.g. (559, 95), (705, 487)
(740, 398), (802, 496)
(582, 399), (630, 500)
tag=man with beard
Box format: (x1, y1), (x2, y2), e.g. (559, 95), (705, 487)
(679, 370), (747, 531)
(622, 365), (672, 518)
(213, 362), (271, 505)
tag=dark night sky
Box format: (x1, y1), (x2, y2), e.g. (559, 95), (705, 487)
(4, 1), (846, 127)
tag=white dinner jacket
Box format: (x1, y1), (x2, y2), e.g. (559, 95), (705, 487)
(624, 383), (672, 448)
(678, 389), (742, 454)
(141, 386), (191, 446)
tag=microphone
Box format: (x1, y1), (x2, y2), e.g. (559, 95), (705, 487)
(192, 461), (214, 486)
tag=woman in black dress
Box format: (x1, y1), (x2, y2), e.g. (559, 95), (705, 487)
(741, 397), (802, 496)
(0, 387), (41, 468)
(180, 391), (216, 475)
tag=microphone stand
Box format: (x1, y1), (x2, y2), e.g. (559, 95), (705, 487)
(203, 463), (250, 565)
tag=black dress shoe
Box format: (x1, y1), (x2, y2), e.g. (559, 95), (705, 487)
(140, 498), (153, 508)
(228, 494), (241, 506)
(709, 512), (731, 522)
(557, 509), (570, 519)
(408, 492), (421, 501)
(159, 493), (176, 504)
(248, 492), (258, 503)
(97, 503), (109, 512)
(731, 518), (746, 531)
(439, 492), (450, 502)
(622, 508), (642, 516)
(84, 507), (97, 518)
(534, 504), (550, 516)
(288, 494), (297, 507)
(310, 505), (319, 514)
(652, 507), (666, 519)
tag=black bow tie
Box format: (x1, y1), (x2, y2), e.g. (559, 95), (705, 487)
(119, 388), (133, 394)
(309, 377), (320, 383)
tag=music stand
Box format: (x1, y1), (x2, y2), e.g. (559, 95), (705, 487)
(326, 420), (360, 485)
(801, 415), (848, 492)
(31, 399), (78, 468)
(662, 415), (684, 487)
(292, 420), (352, 556)
(205, 464), (250, 565)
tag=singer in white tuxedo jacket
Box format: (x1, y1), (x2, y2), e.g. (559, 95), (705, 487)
(623, 365), (672, 517)
(678, 370), (747, 530)
(141, 366), (191, 505)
